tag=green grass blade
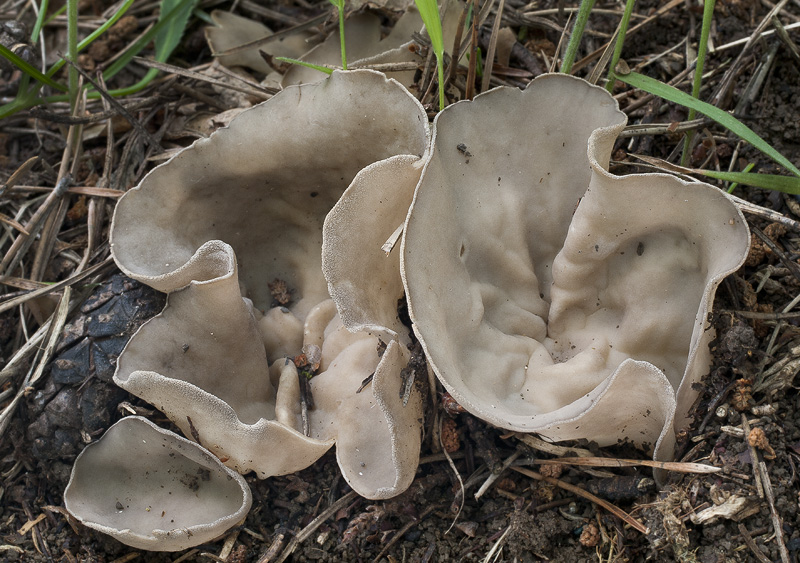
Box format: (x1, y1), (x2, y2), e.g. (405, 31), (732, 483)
(414, 0), (444, 57)
(681, 0), (715, 166)
(0, 44), (67, 91)
(328, 0), (347, 69)
(274, 57), (334, 75)
(698, 170), (800, 194)
(605, 0), (634, 92)
(616, 70), (800, 177)
(154, 0), (197, 63)
(47, 0), (136, 77)
(102, 0), (196, 81)
(30, 0), (50, 43)
(67, 0), (78, 108)
(561, 0), (596, 74)
(413, 0), (445, 110)
(727, 163), (755, 193)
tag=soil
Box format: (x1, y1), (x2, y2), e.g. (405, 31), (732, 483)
(2, 0), (800, 561)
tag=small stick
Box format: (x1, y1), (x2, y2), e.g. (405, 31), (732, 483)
(440, 417), (465, 530)
(729, 193), (800, 232)
(0, 256), (113, 315)
(759, 459), (792, 563)
(481, 0), (507, 92)
(133, 57), (275, 98)
(535, 456), (721, 474)
(475, 450), (521, 499)
(513, 432), (594, 457)
(737, 523), (773, 563)
(571, 0), (684, 72)
(371, 503), (442, 563)
(741, 417), (764, 499)
(752, 225), (800, 283)
(12, 185), (125, 197)
(272, 491), (358, 563)
(0, 175), (71, 275)
(64, 57), (163, 151)
(511, 466), (648, 534)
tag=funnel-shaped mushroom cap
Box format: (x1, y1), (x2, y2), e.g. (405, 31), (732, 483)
(64, 416), (251, 551)
(109, 70), (428, 499)
(402, 73), (749, 460)
(112, 69), (428, 309)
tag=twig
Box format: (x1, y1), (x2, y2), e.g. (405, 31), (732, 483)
(482, 524), (511, 563)
(729, 193), (800, 232)
(28, 99), (156, 124)
(535, 457), (721, 474)
(751, 224), (800, 283)
(571, 0), (684, 73)
(513, 432), (594, 457)
(133, 57), (276, 98)
(444, 1), (470, 94)
(618, 117), (710, 137)
(511, 466), (648, 534)
(371, 503), (442, 563)
(0, 286), (76, 440)
(475, 450), (521, 499)
(272, 491), (358, 563)
(737, 523), (773, 563)
(13, 185), (124, 198)
(741, 417), (764, 498)
(0, 175), (72, 275)
(772, 15), (800, 65)
(481, 0), (507, 92)
(440, 418), (465, 532)
(0, 156), (38, 198)
(712, 21), (800, 53)
(63, 57), (163, 152)
(720, 309), (800, 320)
(712, 0), (790, 107)
(759, 459), (791, 563)
(0, 256), (114, 315)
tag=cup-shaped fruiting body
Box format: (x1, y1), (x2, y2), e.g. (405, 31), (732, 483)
(401, 73), (749, 464)
(204, 10), (312, 75)
(282, 9), (424, 88)
(281, 0), (465, 89)
(64, 416), (251, 551)
(108, 70), (428, 500)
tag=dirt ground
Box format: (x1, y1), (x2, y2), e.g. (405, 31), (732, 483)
(2, 0), (800, 561)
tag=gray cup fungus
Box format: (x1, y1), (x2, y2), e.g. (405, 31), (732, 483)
(64, 416), (251, 551)
(401, 74), (750, 467)
(66, 70), (428, 550)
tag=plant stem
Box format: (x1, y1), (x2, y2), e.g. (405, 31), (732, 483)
(560, 0), (596, 74)
(31, 0), (50, 43)
(437, 55), (445, 110)
(681, 0), (715, 166)
(606, 0), (635, 92)
(67, 0), (78, 109)
(338, 3), (347, 70)
(727, 162), (755, 193)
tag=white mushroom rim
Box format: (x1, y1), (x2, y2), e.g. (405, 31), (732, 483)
(64, 416), (252, 552)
